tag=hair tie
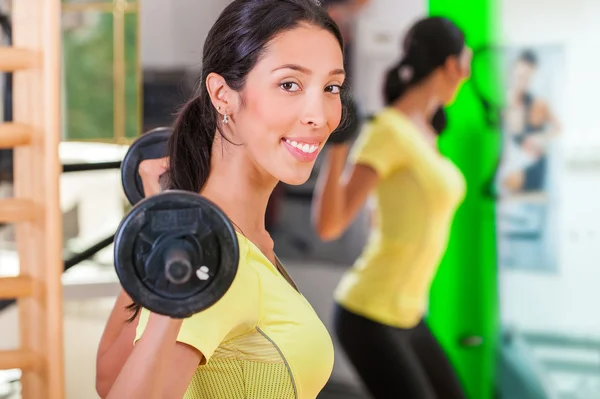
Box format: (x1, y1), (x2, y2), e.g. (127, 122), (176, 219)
(398, 64), (414, 83)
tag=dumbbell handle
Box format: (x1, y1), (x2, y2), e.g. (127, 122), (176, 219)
(164, 248), (193, 285)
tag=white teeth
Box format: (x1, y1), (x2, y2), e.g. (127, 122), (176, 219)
(285, 139), (319, 154)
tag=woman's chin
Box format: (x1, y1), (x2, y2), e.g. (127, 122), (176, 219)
(277, 169), (313, 186)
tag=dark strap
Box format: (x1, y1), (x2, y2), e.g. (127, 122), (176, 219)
(274, 256), (300, 293)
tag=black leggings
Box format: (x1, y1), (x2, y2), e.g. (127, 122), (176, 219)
(333, 304), (467, 399)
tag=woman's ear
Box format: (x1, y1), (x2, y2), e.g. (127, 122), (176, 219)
(444, 48), (472, 82)
(206, 72), (241, 115)
(443, 55), (462, 81)
(461, 47), (473, 78)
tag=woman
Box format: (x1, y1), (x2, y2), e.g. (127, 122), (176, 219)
(312, 17), (472, 398)
(95, 1), (348, 398)
(499, 50), (561, 195)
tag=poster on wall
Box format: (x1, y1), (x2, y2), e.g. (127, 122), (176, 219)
(495, 45), (564, 272)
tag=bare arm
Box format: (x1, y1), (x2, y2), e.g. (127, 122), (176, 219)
(95, 290), (139, 397)
(106, 314), (202, 399)
(312, 144), (379, 241)
(546, 105), (562, 136)
(96, 157), (169, 397)
(533, 99), (561, 136)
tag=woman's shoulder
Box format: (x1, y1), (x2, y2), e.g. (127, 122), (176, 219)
(367, 108), (421, 146)
(372, 107), (414, 129)
(230, 232), (261, 288)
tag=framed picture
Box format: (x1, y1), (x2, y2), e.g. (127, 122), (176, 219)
(494, 45), (565, 272)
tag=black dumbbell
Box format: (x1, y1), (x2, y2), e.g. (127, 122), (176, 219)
(121, 127), (172, 206)
(115, 130), (239, 318)
(114, 190), (239, 318)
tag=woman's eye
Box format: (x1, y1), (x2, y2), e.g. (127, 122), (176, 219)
(281, 82), (300, 92)
(326, 85), (342, 95)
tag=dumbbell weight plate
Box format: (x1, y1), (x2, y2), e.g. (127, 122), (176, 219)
(114, 190), (239, 318)
(121, 127), (171, 206)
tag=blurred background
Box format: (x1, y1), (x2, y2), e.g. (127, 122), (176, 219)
(1, 0), (600, 398)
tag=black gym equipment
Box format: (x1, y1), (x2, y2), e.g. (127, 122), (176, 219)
(1, 127), (241, 318)
(0, 12), (14, 184)
(62, 161), (122, 173)
(121, 127), (171, 205)
(114, 190), (239, 318)
(116, 129), (240, 318)
(0, 232), (118, 312)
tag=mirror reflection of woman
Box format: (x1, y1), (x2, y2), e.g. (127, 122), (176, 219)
(499, 50), (561, 195)
(312, 17), (471, 399)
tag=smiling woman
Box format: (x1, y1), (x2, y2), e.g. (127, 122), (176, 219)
(274, 63), (345, 162)
(219, 28), (346, 185)
(95, 1), (347, 399)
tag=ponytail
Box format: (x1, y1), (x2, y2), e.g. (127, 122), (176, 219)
(383, 48), (440, 107)
(383, 61), (410, 106)
(167, 90), (217, 193)
(382, 17), (466, 136)
(383, 61), (447, 135)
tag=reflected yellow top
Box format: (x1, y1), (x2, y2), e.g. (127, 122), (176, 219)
(335, 108), (466, 328)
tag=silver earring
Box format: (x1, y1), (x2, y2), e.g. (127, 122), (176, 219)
(223, 114), (229, 124)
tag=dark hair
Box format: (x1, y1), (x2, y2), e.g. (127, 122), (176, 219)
(518, 49), (538, 66)
(383, 17), (465, 134)
(126, 0), (343, 322)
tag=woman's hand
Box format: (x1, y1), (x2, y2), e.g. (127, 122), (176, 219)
(138, 157), (169, 197)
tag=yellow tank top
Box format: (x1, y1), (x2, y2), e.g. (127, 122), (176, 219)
(334, 107), (466, 328)
(136, 232), (334, 398)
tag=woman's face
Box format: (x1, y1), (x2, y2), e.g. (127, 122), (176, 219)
(512, 60), (536, 91)
(441, 45), (472, 104)
(228, 24), (345, 186)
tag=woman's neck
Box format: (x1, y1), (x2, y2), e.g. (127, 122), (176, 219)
(201, 137), (277, 237)
(394, 81), (441, 123)
(392, 82), (441, 148)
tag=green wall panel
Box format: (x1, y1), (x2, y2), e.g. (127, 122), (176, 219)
(426, 1), (501, 398)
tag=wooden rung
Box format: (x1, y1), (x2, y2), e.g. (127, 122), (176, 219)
(0, 123), (33, 148)
(0, 276), (34, 299)
(0, 349), (41, 371)
(0, 199), (37, 223)
(0, 47), (38, 72)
